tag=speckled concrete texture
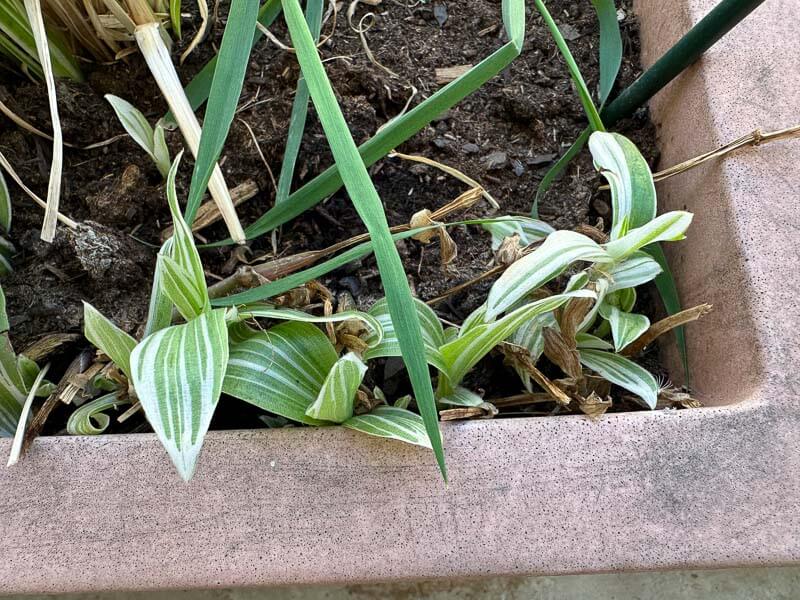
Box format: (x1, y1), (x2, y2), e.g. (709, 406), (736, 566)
(1, 0), (799, 595)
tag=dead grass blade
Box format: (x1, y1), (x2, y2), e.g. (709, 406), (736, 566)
(622, 303), (712, 357)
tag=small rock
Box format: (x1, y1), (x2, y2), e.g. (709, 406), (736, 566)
(432, 137), (453, 149)
(483, 150), (508, 170)
(511, 159), (525, 177)
(526, 153), (558, 166)
(593, 197), (611, 218)
(559, 23), (581, 41)
(462, 142), (480, 154)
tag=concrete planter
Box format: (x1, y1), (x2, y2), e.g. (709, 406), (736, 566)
(1, 0), (798, 594)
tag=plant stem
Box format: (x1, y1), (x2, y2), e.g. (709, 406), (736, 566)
(134, 22), (246, 244)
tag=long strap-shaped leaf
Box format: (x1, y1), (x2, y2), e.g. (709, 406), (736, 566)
(130, 308), (229, 481)
(282, 0), (447, 478)
(590, 0), (622, 105)
(184, 1), (260, 225)
(23, 0), (62, 242)
(199, 0), (526, 244)
(275, 0), (323, 205)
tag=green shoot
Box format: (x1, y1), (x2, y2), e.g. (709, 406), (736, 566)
(105, 94), (171, 179)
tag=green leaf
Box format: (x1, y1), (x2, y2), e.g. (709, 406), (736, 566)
(170, 0), (182, 38)
(363, 297), (444, 365)
(235, 0), (527, 243)
(130, 308), (229, 481)
(533, 0), (604, 132)
(598, 302), (650, 352)
(275, 0), (324, 205)
(0, 332), (50, 437)
(589, 132), (656, 239)
(343, 405), (432, 449)
(66, 392), (129, 435)
(184, 0), (259, 224)
(604, 211), (693, 260)
(305, 352), (367, 423)
(578, 349), (658, 409)
(6, 361), (48, 466)
(163, 152), (209, 318)
(237, 304), (383, 346)
(105, 94), (171, 178)
(575, 333), (614, 350)
(532, 128), (590, 217)
(438, 386), (484, 407)
(487, 230), (610, 319)
(644, 243), (689, 383)
(158, 254), (208, 321)
(605, 251), (662, 292)
(223, 321), (335, 425)
(507, 312), (555, 391)
(144, 239), (175, 336)
(481, 216), (554, 250)
(439, 291), (594, 395)
(153, 122), (171, 179)
(83, 302), (137, 379)
(590, 0), (622, 104)
(0, 167), (11, 232)
(283, 0), (446, 477)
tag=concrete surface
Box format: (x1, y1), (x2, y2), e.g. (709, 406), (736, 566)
(4, 567), (800, 599)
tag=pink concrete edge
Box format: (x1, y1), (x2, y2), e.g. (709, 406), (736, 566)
(1, 0), (799, 594)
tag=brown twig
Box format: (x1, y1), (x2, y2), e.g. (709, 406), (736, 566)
(622, 304), (712, 356)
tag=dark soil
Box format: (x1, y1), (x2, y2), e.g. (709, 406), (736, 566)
(0, 1), (665, 433)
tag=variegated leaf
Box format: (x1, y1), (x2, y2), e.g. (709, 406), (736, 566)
(105, 94), (170, 177)
(66, 392), (129, 435)
(439, 291), (595, 395)
(83, 302), (137, 379)
(238, 304), (383, 346)
(343, 405), (431, 449)
(130, 308), (229, 480)
(460, 303), (490, 338)
(305, 352), (367, 423)
(578, 349), (658, 409)
(481, 216), (554, 250)
(0, 332), (52, 437)
(589, 131), (656, 240)
(605, 251), (662, 292)
(575, 333), (614, 350)
(487, 231), (611, 319)
(144, 239), (175, 336)
(598, 302), (650, 352)
(223, 321), (335, 425)
(507, 312), (555, 391)
(158, 254), (208, 321)
(363, 297), (445, 367)
(604, 211), (693, 261)
(438, 386), (484, 407)
(162, 151), (208, 320)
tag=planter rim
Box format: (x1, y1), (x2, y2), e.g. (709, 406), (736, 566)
(2, 0), (799, 594)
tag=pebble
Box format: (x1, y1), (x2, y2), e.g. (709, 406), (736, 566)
(462, 142), (480, 154)
(483, 150), (508, 170)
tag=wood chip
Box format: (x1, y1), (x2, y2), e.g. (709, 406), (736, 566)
(435, 64), (473, 84)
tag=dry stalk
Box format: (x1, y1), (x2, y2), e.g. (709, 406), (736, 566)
(161, 180), (259, 240)
(622, 303), (712, 356)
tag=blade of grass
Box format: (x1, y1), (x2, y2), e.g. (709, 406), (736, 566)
(532, 128), (589, 218)
(282, 0), (454, 477)
(533, 0), (604, 133)
(23, 0), (62, 242)
(170, 0), (182, 38)
(184, 1), (259, 229)
(275, 0), (323, 206)
(202, 0), (526, 245)
(590, 0), (622, 105)
(170, 0), (282, 120)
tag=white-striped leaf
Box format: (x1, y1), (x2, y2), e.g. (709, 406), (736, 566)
(66, 392), (129, 435)
(606, 251), (662, 292)
(0, 168), (11, 232)
(604, 211), (693, 261)
(589, 131), (656, 240)
(459, 303), (490, 338)
(507, 312), (555, 391)
(343, 405), (432, 449)
(482, 216), (554, 250)
(0, 345), (52, 437)
(105, 94), (170, 178)
(223, 321), (335, 425)
(598, 302), (650, 352)
(487, 231), (611, 319)
(439, 291), (595, 395)
(577, 277), (610, 334)
(144, 239), (175, 336)
(158, 254), (208, 321)
(83, 302), (137, 379)
(614, 287), (637, 312)
(363, 297), (445, 367)
(438, 386), (484, 407)
(238, 304), (383, 346)
(305, 352), (367, 423)
(578, 349), (658, 409)
(130, 308), (229, 481)
(575, 333), (614, 350)
(161, 151), (208, 320)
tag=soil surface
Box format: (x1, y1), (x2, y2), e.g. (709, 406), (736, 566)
(0, 0), (667, 433)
